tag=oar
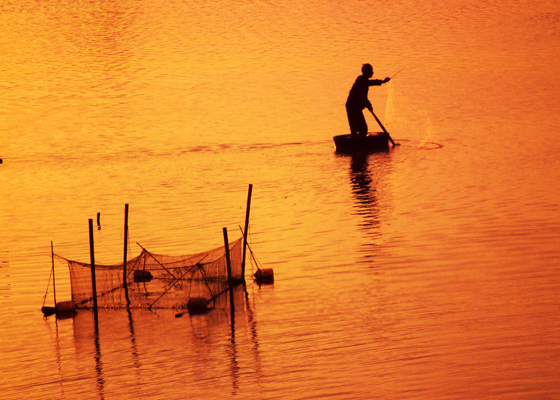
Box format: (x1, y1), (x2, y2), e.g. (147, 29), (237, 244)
(369, 109), (397, 147)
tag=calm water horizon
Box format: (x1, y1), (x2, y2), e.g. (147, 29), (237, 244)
(2, 0), (560, 398)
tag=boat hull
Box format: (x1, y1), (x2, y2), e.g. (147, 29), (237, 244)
(333, 132), (390, 153)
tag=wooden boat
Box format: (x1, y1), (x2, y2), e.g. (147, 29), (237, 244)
(333, 132), (390, 153)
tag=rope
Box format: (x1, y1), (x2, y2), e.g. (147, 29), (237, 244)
(238, 225), (263, 272)
(42, 267), (53, 307)
(136, 242), (178, 280)
(148, 253), (209, 309)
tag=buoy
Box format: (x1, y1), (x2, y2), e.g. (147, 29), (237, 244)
(134, 269), (153, 283)
(41, 306), (57, 317)
(187, 297), (209, 314)
(254, 268), (274, 285)
(56, 301), (77, 319)
(42, 301), (77, 319)
(56, 301), (76, 313)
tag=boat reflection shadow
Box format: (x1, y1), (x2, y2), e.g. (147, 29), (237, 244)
(67, 284), (261, 398)
(338, 149), (393, 257)
(350, 152), (380, 221)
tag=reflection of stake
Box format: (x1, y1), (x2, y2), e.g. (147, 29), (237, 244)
(369, 109), (397, 147)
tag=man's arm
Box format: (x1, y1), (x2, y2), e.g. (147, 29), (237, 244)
(368, 77), (391, 86)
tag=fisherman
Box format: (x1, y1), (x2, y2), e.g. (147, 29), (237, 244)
(346, 64), (390, 136)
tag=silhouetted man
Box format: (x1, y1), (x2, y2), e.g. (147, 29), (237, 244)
(346, 64), (390, 136)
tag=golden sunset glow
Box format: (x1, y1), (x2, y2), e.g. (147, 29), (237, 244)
(1, 0), (560, 398)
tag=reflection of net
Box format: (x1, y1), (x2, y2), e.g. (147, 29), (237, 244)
(56, 237), (243, 310)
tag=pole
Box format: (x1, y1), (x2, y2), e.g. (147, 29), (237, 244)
(51, 241), (57, 307)
(224, 227), (236, 329)
(123, 204), (130, 306)
(369, 109), (396, 147)
(223, 227), (233, 287)
(241, 184), (253, 279)
(89, 219), (99, 326)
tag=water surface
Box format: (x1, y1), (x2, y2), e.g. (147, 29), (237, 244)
(1, 0), (560, 398)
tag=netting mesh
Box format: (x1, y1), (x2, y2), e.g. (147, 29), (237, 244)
(55, 237), (244, 310)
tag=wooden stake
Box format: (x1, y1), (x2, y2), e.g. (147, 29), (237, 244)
(123, 204), (130, 306)
(223, 227), (237, 327)
(241, 184), (253, 279)
(223, 227), (233, 286)
(51, 241), (57, 307)
(89, 219), (98, 325)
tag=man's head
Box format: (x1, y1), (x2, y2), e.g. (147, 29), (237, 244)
(362, 63), (374, 78)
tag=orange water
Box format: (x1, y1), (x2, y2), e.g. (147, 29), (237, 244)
(1, 0), (560, 398)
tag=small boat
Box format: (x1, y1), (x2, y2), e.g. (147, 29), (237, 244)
(333, 132), (390, 153)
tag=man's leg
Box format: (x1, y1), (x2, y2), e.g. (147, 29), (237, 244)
(346, 104), (367, 136)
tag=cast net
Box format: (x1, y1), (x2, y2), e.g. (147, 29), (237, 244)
(383, 80), (440, 149)
(55, 237), (244, 310)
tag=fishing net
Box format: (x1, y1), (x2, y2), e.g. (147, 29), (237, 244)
(383, 81), (439, 148)
(55, 237), (244, 310)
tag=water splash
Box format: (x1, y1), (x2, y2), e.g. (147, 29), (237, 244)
(418, 111), (433, 148)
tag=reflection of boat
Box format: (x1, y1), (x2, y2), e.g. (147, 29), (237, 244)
(345, 149), (393, 257)
(333, 132), (389, 153)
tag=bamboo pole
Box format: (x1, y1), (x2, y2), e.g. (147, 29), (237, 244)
(89, 219), (98, 325)
(241, 184), (253, 279)
(123, 204), (130, 306)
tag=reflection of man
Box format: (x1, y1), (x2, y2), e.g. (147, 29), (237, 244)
(346, 64), (390, 136)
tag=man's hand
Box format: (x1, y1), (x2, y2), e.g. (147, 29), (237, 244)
(384, 77), (391, 83)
